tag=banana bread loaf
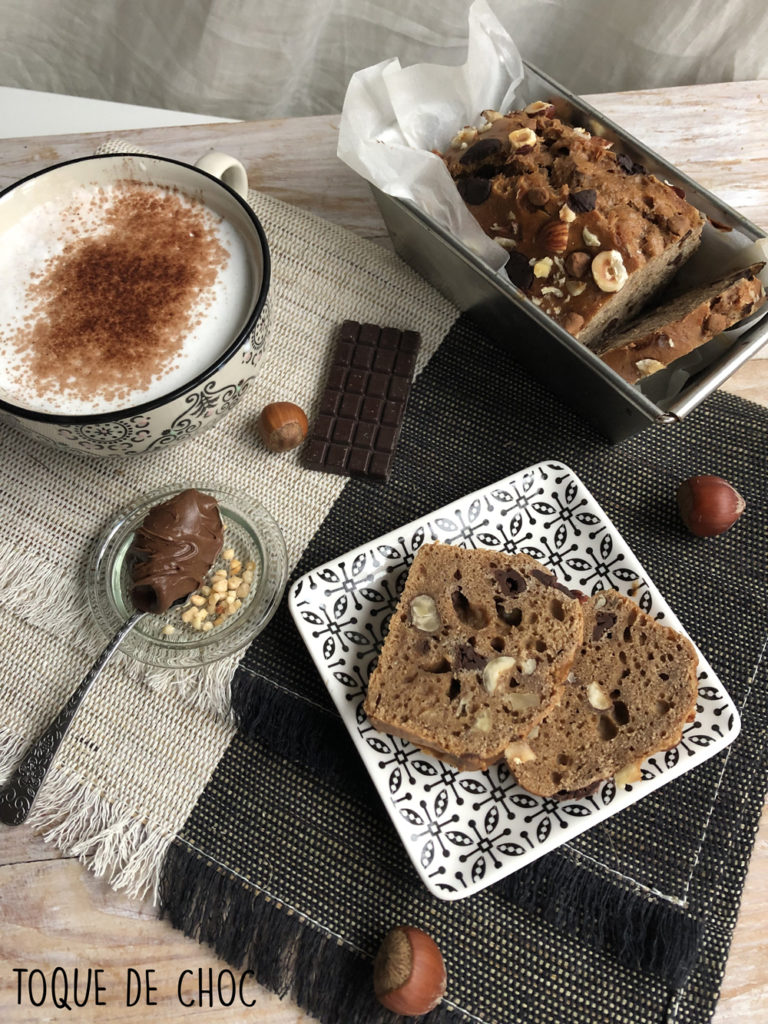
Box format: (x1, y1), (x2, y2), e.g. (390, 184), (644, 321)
(440, 103), (705, 346)
(510, 590), (699, 797)
(363, 542), (584, 771)
(594, 262), (766, 383)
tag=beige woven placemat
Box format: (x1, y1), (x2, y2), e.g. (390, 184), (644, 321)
(0, 141), (457, 898)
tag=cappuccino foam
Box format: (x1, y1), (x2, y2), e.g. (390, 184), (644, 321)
(0, 180), (254, 415)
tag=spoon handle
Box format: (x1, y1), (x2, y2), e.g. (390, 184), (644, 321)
(0, 610), (144, 826)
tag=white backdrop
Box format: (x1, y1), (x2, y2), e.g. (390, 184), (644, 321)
(0, 0), (766, 120)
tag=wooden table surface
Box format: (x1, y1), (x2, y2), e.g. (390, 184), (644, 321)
(1, 80), (766, 1023)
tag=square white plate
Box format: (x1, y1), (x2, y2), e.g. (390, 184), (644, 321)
(288, 461), (741, 900)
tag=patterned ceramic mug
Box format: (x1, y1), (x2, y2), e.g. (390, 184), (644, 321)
(0, 151), (270, 456)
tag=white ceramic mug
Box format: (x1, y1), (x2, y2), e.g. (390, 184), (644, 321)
(0, 151), (270, 456)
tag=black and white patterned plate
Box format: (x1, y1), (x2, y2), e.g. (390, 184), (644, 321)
(289, 461), (741, 900)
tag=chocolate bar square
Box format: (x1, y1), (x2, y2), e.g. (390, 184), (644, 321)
(305, 320), (421, 482)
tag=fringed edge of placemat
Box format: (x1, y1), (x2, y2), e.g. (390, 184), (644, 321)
(0, 726), (28, 784)
(231, 662), (353, 788)
(229, 667), (704, 990)
(159, 838), (471, 1024)
(23, 764), (175, 902)
(0, 536), (239, 722)
(499, 847), (703, 990)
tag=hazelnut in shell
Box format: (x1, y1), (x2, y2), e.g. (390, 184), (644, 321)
(373, 925), (446, 1016)
(676, 475), (745, 537)
(257, 401), (308, 452)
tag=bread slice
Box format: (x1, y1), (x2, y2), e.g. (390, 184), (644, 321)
(593, 262), (766, 383)
(363, 542), (584, 771)
(510, 591), (699, 798)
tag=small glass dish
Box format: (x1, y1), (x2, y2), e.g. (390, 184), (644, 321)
(88, 483), (288, 668)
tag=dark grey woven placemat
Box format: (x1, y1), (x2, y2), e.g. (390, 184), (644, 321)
(160, 314), (768, 1024)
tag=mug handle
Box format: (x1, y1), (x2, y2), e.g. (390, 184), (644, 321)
(194, 151), (249, 199)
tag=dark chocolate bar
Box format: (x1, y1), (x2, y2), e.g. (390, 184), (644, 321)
(304, 320), (421, 481)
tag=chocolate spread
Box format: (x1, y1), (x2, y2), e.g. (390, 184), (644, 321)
(129, 489), (223, 613)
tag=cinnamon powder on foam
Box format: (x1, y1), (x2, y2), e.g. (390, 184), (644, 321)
(15, 181), (229, 407)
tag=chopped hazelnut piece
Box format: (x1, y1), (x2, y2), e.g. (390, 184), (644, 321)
(474, 709), (493, 732)
(615, 761), (643, 787)
(508, 692), (541, 711)
(582, 226), (601, 248)
(524, 100), (555, 116)
(505, 740), (537, 765)
(178, 544), (253, 633)
(508, 127), (537, 150)
(482, 656), (517, 694)
(587, 682), (613, 710)
(634, 358), (667, 377)
(410, 594), (441, 632)
(451, 126), (478, 148)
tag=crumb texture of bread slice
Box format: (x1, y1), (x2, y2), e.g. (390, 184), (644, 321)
(594, 262), (767, 383)
(363, 542), (584, 771)
(511, 590), (699, 797)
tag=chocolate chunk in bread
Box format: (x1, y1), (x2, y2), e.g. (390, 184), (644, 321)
(593, 262), (766, 383)
(441, 106), (705, 346)
(510, 591), (699, 797)
(363, 542), (584, 771)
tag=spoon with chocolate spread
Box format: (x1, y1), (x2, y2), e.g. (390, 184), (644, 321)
(0, 489), (223, 826)
(128, 488), (224, 613)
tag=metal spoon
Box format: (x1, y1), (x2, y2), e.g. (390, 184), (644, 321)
(1, 488), (224, 826)
(0, 609), (145, 826)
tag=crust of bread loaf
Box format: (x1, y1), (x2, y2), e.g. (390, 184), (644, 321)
(510, 590), (699, 797)
(593, 262), (767, 383)
(441, 108), (705, 345)
(363, 542), (584, 771)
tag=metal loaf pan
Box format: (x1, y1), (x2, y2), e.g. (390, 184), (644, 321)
(371, 61), (768, 442)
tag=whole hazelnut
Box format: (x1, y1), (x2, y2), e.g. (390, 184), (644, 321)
(373, 925), (446, 1016)
(562, 311), (585, 336)
(257, 401), (308, 452)
(676, 475), (746, 537)
(564, 251), (591, 279)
